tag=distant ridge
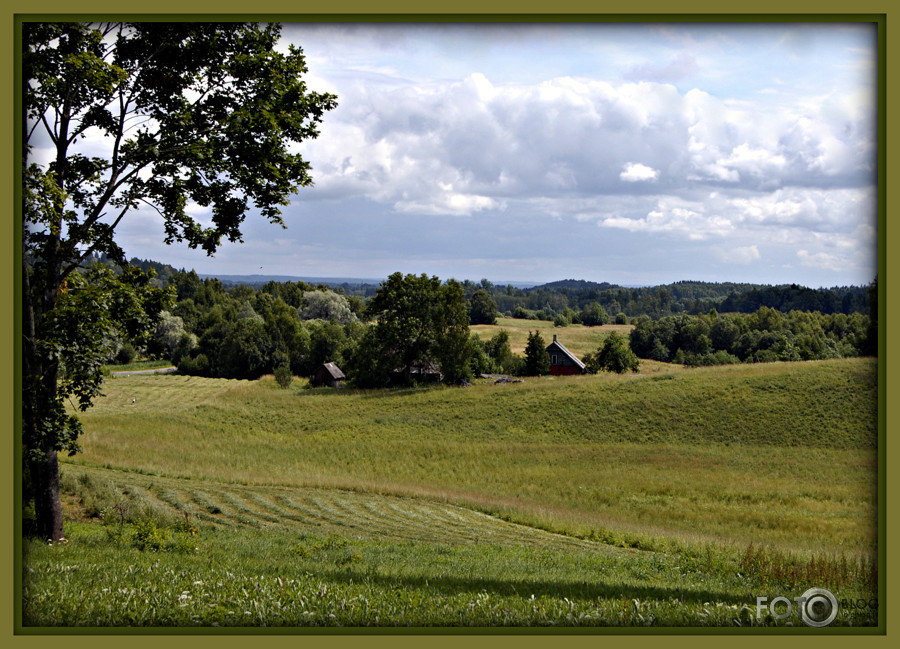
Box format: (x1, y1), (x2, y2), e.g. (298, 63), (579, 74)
(197, 273), (386, 286)
(198, 273), (540, 289)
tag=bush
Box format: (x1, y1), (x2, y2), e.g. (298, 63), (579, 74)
(274, 363), (292, 389)
(178, 353), (209, 376)
(131, 516), (169, 551)
(587, 332), (639, 374)
(615, 312), (628, 325)
(115, 343), (137, 365)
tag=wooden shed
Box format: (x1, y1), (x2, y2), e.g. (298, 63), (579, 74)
(546, 335), (586, 376)
(310, 362), (346, 387)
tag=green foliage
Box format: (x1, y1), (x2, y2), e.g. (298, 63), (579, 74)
(115, 343), (137, 365)
(469, 289), (499, 325)
(512, 305), (532, 320)
(274, 363), (292, 389)
(153, 311), (190, 359)
(629, 308), (870, 367)
(483, 329), (519, 375)
(23, 21), (336, 540)
(524, 331), (550, 376)
(299, 290), (358, 325)
(350, 273), (472, 387)
(585, 332), (640, 374)
(580, 302), (608, 327)
(131, 516), (169, 551)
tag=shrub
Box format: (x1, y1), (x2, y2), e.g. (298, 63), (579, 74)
(115, 343), (137, 365)
(587, 332), (640, 374)
(178, 353), (210, 376)
(131, 516), (169, 551)
(274, 363), (292, 389)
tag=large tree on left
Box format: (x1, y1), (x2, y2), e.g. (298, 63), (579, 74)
(21, 22), (337, 541)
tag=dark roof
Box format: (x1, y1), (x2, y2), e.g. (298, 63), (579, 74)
(319, 362), (346, 380)
(546, 337), (586, 370)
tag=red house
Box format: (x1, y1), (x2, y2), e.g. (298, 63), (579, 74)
(546, 335), (586, 376)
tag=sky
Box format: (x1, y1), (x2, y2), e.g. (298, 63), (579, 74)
(78, 22), (882, 287)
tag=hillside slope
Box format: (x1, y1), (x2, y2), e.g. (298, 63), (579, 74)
(69, 358), (876, 555)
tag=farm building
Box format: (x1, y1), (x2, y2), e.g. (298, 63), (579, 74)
(546, 335), (586, 376)
(392, 362), (442, 385)
(310, 362), (346, 387)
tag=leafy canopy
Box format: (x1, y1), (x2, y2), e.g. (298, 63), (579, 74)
(349, 273), (473, 387)
(22, 22), (336, 540)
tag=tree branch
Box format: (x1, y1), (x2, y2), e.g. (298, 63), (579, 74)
(60, 203), (132, 278)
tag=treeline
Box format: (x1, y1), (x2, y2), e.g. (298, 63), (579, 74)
(145, 270), (634, 384)
(152, 270), (519, 384)
(629, 307), (874, 367)
(459, 278), (871, 321)
(95, 253), (873, 322)
(156, 271), (367, 380)
(116, 266), (875, 382)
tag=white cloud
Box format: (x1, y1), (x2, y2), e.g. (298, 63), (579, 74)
(599, 196), (734, 240)
(718, 245), (761, 264)
(394, 192), (503, 216)
(797, 249), (845, 272)
(620, 162), (659, 182)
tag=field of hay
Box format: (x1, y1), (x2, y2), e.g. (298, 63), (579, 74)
(470, 317), (632, 358)
(22, 356), (879, 628)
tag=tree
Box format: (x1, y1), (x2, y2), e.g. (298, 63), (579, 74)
(352, 273), (472, 387)
(524, 330), (550, 376)
(485, 329), (516, 373)
(469, 289), (498, 325)
(22, 22), (337, 540)
(299, 290), (358, 325)
(580, 302), (608, 327)
(274, 362), (293, 389)
(586, 332), (640, 374)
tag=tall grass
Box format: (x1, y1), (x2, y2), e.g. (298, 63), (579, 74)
(69, 358), (877, 557)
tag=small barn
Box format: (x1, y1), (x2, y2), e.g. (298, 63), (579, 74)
(310, 362), (346, 387)
(546, 335), (586, 376)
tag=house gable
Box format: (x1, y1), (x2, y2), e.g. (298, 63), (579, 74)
(546, 335), (586, 374)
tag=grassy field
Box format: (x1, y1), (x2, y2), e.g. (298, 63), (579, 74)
(471, 317), (632, 357)
(25, 464), (876, 627)
(23, 356), (878, 627)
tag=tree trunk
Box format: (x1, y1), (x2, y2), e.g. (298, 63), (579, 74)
(30, 449), (65, 542)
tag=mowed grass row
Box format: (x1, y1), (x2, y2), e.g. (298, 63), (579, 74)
(58, 465), (602, 551)
(24, 464), (877, 627)
(69, 358), (877, 556)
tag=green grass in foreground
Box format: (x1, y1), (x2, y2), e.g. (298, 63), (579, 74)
(71, 358), (877, 556)
(26, 356), (878, 628)
(23, 470), (876, 628)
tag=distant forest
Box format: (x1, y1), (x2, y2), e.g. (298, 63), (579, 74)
(85, 253), (874, 380)
(113, 253), (872, 321)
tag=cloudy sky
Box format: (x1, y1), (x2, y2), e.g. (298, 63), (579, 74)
(114, 22), (878, 287)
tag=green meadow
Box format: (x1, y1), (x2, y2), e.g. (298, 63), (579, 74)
(470, 317), (633, 357)
(23, 356), (878, 627)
